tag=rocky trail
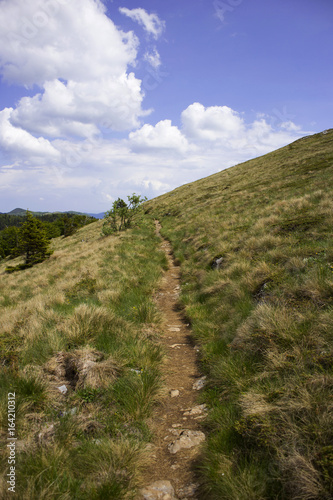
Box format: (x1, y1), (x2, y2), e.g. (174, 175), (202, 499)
(137, 222), (207, 500)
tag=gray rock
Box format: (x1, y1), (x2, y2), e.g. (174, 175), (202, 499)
(168, 430), (205, 454)
(140, 480), (177, 500)
(192, 376), (207, 390)
(177, 483), (199, 498)
(57, 384), (67, 394)
(170, 389), (180, 398)
(211, 256), (224, 270)
(183, 404), (207, 416)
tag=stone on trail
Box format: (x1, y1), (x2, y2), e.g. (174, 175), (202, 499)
(140, 480), (177, 500)
(183, 404), (207, 416)
(170, 389), (180, 397)
(177, 483), (199, 498)
(192, 376), (207, 390)
(168, 430), (206, 454)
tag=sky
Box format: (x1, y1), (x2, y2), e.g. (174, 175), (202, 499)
(0, 0), (332, 213)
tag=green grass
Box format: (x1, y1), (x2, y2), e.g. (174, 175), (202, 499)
(147, 129), (333, 499)
(0, 216), (166, 498)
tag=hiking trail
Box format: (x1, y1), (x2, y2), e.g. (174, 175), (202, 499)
(137, 221), (206, 500)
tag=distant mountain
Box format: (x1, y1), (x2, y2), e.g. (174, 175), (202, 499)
(8, 208), (33, 215)
(87, 212), (105, 219)
(5, 208), (101, 218)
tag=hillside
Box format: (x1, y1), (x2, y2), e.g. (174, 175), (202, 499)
(0, 218), (168, 498)
(0, 129), (332, 499)
(146, 128), (333, 499)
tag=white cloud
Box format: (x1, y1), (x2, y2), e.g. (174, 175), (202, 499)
(10, 74), (147, 137)
(144, 48), (161, 68)
(0, 0), (138, 86)
(180, 103), (308, 155)
(119, 7), (165, 39)
(0, 108), (60, 158)
(0, 0), (148, 137)
(181, 102), (245, 141)
(128, 120), (191, 154)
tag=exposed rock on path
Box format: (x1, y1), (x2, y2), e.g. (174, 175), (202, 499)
(137, 221), (205, 500)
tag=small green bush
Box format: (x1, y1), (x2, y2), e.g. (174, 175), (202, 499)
(101, 194), (147, 235)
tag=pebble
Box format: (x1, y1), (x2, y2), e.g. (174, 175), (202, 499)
(170, 389), (180, 398)
(57, 385), (67, 394)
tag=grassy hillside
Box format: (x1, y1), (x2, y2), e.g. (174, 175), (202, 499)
(147, 129), (333, 499)
(1, 130), (332, 499)
(0, 218), (167, 499)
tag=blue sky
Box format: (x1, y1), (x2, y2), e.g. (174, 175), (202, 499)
(0, 0), (332, 212)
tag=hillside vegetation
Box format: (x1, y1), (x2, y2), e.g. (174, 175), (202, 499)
(0, 218), (167, 498)
(147, 129), (333, 499)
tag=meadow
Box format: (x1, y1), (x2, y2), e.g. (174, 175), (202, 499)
(0, 218), (167, 499)
(147, 129), (333, 499)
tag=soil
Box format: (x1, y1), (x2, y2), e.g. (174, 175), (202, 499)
(137, 222), (205, 499)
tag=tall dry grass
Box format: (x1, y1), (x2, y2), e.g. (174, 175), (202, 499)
(0, 217), (167, 498)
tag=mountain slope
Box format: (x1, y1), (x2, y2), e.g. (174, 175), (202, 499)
(1, 129), (332, 499)
(147, 129), (333, 499)
(0, 219), (168, 498)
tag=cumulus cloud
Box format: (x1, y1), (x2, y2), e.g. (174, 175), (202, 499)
(119, 7), (165, 39)
(0, 108), (60, 158)
(129, 120), (191, 154)
(0, 0), (148, 137)
(10, 74), (146, 137)
(180, 103), (306, 155)
(181, 102), (245, 141)
(0, 0), (138, 86)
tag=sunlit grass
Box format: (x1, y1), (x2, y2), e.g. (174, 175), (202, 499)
(147, 129), (333, 499)
(0, 217), (166, 498)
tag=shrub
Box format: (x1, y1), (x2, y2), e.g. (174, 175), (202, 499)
(101, 194), (147, 235)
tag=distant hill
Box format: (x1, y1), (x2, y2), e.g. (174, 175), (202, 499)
(6, 208), (102, 218)
(87, 212), (105, 219)
(7, 208), (32, 215)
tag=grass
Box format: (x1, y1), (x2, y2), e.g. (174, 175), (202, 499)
(0, 216), (166, 499)
(146, 129), (333, 499)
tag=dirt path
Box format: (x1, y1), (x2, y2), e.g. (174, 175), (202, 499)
(137, 222), (206, 500)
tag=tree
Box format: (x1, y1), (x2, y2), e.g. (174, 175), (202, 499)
(61, 214), (78, 237)
(0, 226), (20, 259)
(17, 210), (53, 266)
(102, 194), (147, 235)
